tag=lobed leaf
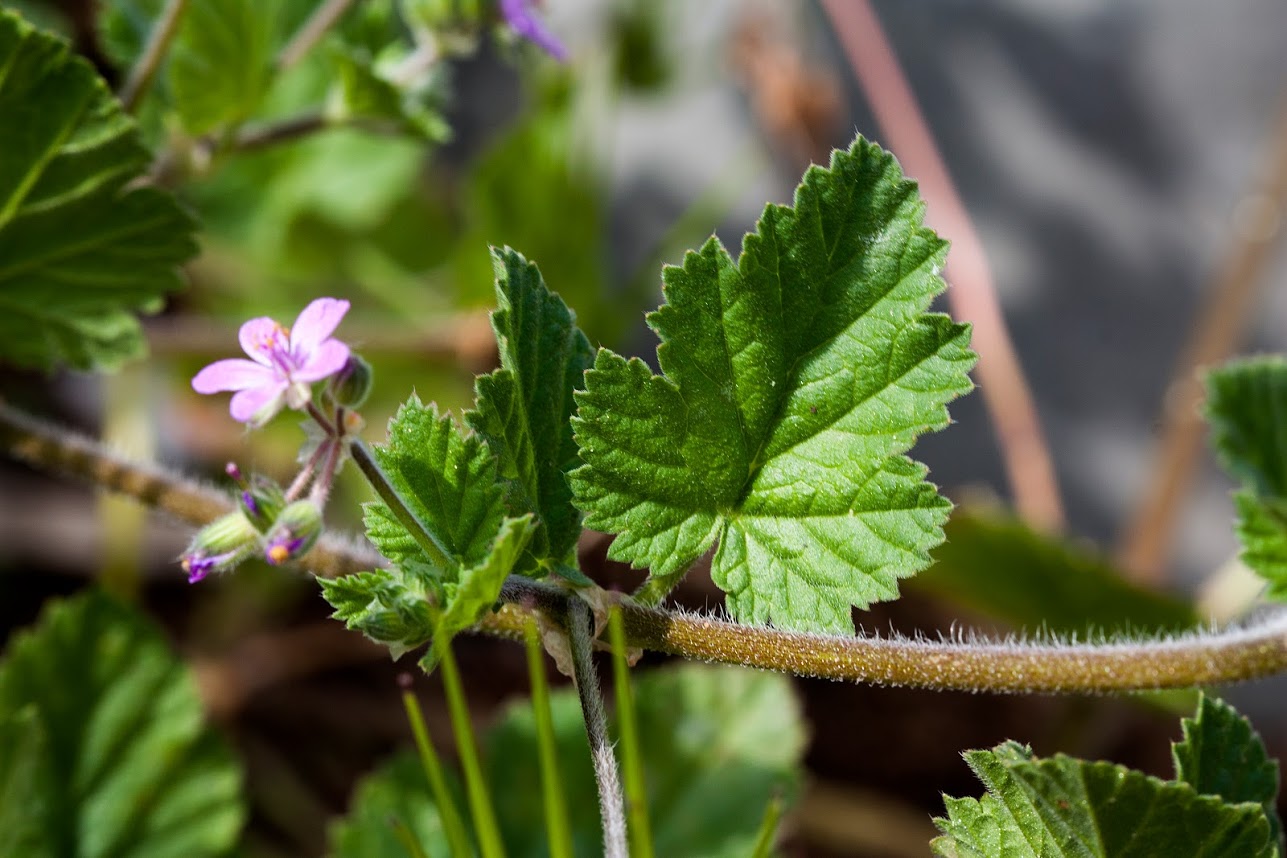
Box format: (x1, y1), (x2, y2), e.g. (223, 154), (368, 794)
(166, 0), (277, 134)
(1207, 358), (1287, 599)
(467, 246), (595, 578)
(0, 10), (196, 371)
(0, 590), (244, 857)
(571, 135), (975, 633)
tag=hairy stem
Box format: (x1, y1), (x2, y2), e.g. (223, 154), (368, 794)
(6, 401), (1287, 694)
(524, 619), (575, 858)
(119, 0), (190, 112)
(348, 439), (454, 571)
(569, 600), (628, 858)
(401, 679), (473, 857)
(437, 644), (507, 858)
(609, 608), (653, 858)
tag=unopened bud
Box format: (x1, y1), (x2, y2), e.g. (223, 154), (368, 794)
(180, 511), (261, 583)
(263, 500), (324, 565)
(238, 474), (286, 533)
(327, 354), (373, 409)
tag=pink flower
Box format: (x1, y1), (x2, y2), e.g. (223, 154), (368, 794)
(501, 0), (567, 61)
(193, 298), (351, 426)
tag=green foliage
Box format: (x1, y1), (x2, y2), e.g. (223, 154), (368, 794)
(324, 397), (536, 665)
(0, 590), (245, 857)
(0, 9), (196, 371)
(1173, 695), (1283, 852)
(571, 136), (976, 634)
(921, 508), (1196, 634)
(328, 752), (454, 858)
(330, 43), (451, 143)
(330, 664), (804, 858)
(1207, 357), (1287, 599)
(467, 247), (596, 579)
(934, 695), (1279, 857)
(167, 0), (278, 134)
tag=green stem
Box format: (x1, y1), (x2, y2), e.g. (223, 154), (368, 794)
(277, 0), (358, 70)
(608, 607), (653, 858)
(401, 686), (472, 857)
(349, 439), (454, 571)
(390, 816), (432, 858)
(436, 644), (507, 858)
(569, 600), (628, 858)
(118, 0), (189, 112)
(524, 619), (575, 858)
(748, 794), (784, 858)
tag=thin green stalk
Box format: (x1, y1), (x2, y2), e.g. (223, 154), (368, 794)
(569, 601), (628, 858)
(524, 619), (574, 858)
(437, 643), (507, 858)
(748, 794), (784, 858)
(349, 439), (454, 571)
(390, 816), (433, 858)
(401, 687), (472, 857)
(608, 607), (653, 858)
(119, 0), (189, 112)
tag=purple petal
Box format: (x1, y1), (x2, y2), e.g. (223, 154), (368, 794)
(192, 359), (276, 393)
(291, 298), (350, 356)
(239, 317), (289, 366)
(230, 384), (287, 423)
(501, 0), (567, 61)
(292, 339), (351, 383)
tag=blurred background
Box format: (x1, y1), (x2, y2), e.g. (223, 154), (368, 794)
(2, 0), (1287, 855)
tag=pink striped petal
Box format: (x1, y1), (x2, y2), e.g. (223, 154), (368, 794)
(291, 298), (350, 356)
(192, 359), (275, 393)
(230, 384), (287, 424)
(292, 339), (351, 383)
(239, 317), (289, 365)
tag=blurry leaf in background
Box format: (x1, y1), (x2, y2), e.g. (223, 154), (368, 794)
(0, 10), (196, 372)
(609, 0), (673, 94)
(1173, 694), (1284, 851)
(329, 665), (804, 858)
(0, 707), (54, 858)
(328, 751), (455, 858)
(329, 43), (452, 142)
(0, 590), (245, 857)
(1207, 357), (1287, 601)
(167, 0), (278, 134)
(921, 508), (1196, 635)
(488, 664), (806, 858)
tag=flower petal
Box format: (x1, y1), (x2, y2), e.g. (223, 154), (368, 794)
(230, 384), (287, 424)
(192, 359), (276, 393)
(291, 298), (350, 356)
(239, 317), (289, 366)
(501, 0), (567, 61)
(292, 339), (351, 383)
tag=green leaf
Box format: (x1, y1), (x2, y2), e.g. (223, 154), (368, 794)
(329, 43), (451, 142)
(571, 135), (975, 633)
(1207, 358), (1287, 599)
(487, 664), (806, 858)
(0, 10), (196, 371)
(366, 395), (508, 577)
(0, 590), (245, 857)
(328, 752), (456, 858)
(921, 508), (1196, 635)
(0, 708), (55, 858)
(933, 741), (1275, 858)
(466, 247), (595, 578)
(167, 0), (278, 134)
(319, 569), (435, 660)
(1173, 694), (1283, 852)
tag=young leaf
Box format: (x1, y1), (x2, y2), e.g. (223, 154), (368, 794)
(0, 590), (245, 857)
(166, 0), (277, 134)
(486, 664), (806, 858)
(330, 396), (535, 662)
(571, 135), (975, 633)
(466, 247), (595, 578)
(933, 741), (1275, 858)
(328, 752), (457, 858)
(1207, 358), (1287, 599)
(1173, 694), (1283, 851)
(331, 44), (451, 143)
(0, 10), (196, 371)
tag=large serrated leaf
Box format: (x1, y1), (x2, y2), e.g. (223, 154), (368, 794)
(0, 590), (244, 858)
(571, 135), (975, 633)
(934, 736), (1276, 857)
(1173, 694), (1283, 853)
(1207, 358), (1287, 599)
(467, 246), (595, 577)
(0, 10), (196, 371)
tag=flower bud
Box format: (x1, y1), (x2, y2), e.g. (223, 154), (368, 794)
(238, 474), (286, 533)
(326, 353), (373, 409)
(181, 511), (261, 583)
(263, 500), (324, 565)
